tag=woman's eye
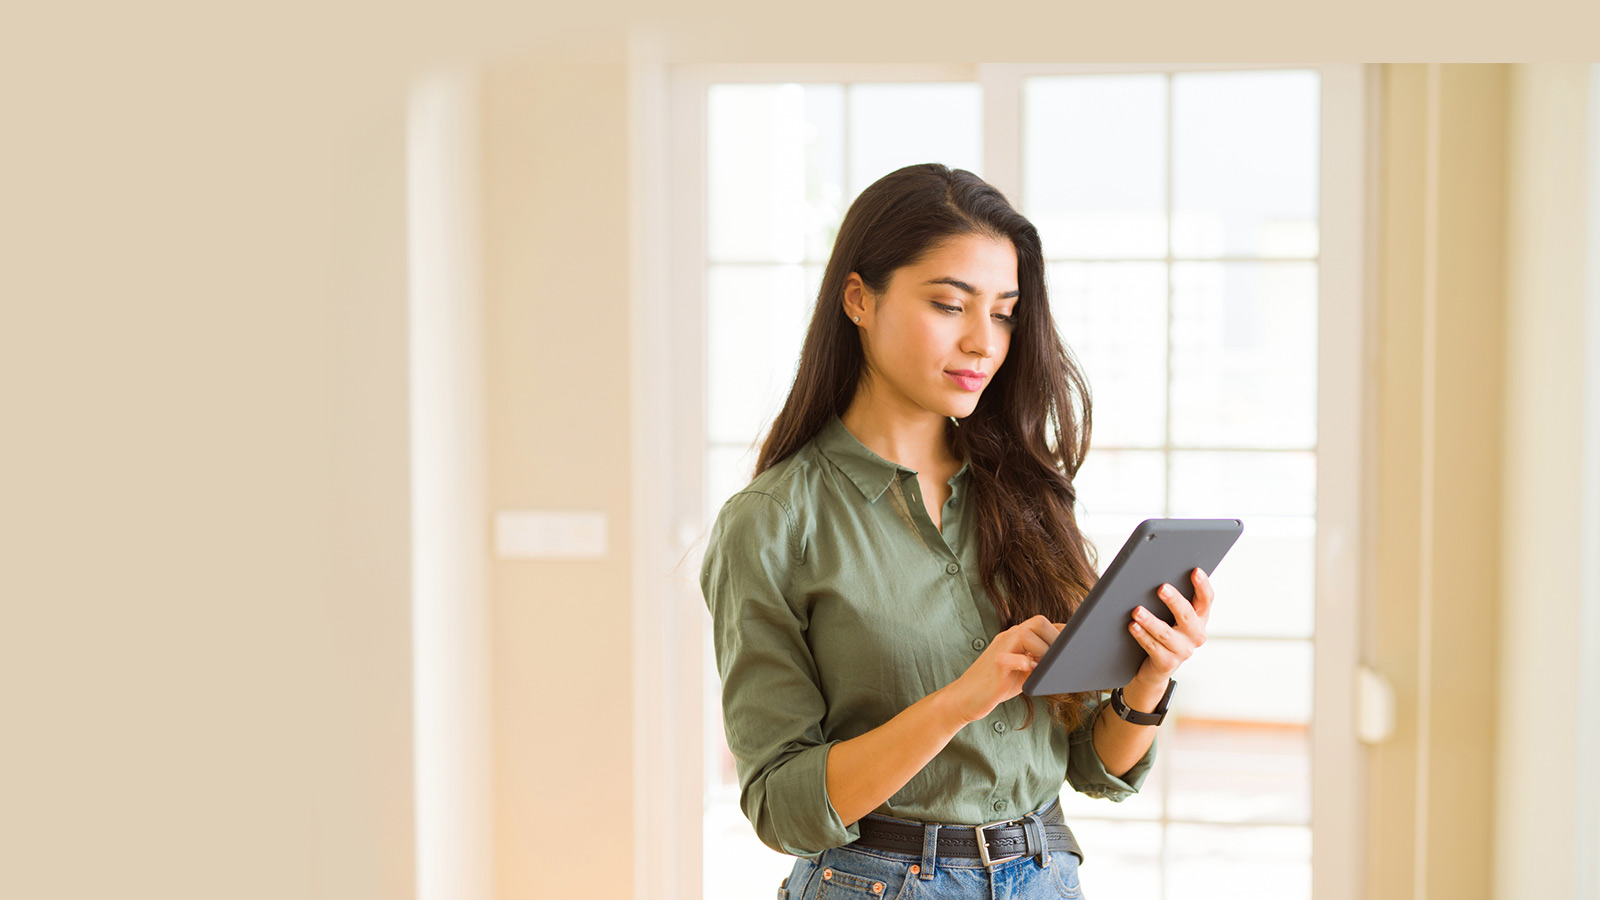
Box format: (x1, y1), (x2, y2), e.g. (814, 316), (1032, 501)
(933, 301), (1017, 324)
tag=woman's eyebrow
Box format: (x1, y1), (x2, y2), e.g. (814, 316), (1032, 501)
(922, 276), (1020, 299)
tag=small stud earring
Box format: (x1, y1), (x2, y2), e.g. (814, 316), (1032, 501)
(852, 316), (860, 323)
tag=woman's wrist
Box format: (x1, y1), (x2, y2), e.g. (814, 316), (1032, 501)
(1118, 675), (1171, 714)
(927, 685), (976, 730)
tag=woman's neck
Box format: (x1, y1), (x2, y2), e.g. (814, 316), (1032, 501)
(839, 397), (960, 474)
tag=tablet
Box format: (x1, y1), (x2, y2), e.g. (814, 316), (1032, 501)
(1021, 518), (1243, 696)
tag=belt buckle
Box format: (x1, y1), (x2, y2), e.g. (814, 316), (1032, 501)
(973, 816), (1024, 868)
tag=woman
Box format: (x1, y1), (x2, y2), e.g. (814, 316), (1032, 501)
(699, 163), (1217, 899)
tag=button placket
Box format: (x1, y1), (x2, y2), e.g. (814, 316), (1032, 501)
(898, 471), (952, 555)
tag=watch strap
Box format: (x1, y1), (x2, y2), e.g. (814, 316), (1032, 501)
(1110, 678), (1176, 726)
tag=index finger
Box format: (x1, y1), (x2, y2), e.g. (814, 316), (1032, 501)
(1190, 567), (1215, 617)
(1025, 617), (1066, 644)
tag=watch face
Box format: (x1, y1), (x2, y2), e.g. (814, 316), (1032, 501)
(1156, 678), (1176, 712)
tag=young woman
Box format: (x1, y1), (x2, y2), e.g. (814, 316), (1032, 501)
(699, 163), (1217, 899)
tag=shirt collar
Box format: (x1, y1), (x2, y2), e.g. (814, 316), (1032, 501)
(815, 412), (970, 504)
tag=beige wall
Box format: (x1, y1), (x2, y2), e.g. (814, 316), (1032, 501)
(0, 25), (422, 900)
(479, 58), (637, 899)
(1368, 63), (1509, 900)
(4, 3), (1593, 894)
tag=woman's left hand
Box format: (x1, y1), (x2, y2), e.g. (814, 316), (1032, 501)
(1127, 566), (1214, 689)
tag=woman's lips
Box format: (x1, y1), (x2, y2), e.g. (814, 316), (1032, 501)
(945, 371), (985, 391)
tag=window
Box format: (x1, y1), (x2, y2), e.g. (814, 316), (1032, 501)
(666, 63), (1367, 900)
(700, 75), (984, 898)
(1030, 69), (1320, 900)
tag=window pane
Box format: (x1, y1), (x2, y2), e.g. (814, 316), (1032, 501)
(1025, 74), (1168, 259)
(1177, 638), (1312, 724)
(800, 86), (846, 263)
(848, 83), (982, 198)
(1165, 824), (1311, 900)
(706, 443), (759, 519)
(1067, 819), (1163, 900)
(705, 263), (809, 444)
(1171, 262), (1317, 449)
(1050, 262), (1168, 448)
(703, 795), (792, 900)
(1077, 514), (1314, 640)
(707, 84), (805, 263)
(1167, 720), (1310, 825)
(1080, 513), (1158, 576)
(1169, 451), (1316, 518)
(1205, 515), (1314, 639)
(1172, 70), (1320, 259)
(1075, 450), (1165, 518)
(708, 84), (845, 263)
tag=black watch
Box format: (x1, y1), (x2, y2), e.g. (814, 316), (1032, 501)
(1109, 678), (1177, 726)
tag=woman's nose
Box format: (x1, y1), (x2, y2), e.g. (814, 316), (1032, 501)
(965, 319), (998, 357)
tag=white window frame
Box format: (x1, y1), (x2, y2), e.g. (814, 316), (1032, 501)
(631, 59), (1373, 900)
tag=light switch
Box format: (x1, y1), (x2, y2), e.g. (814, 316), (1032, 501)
(494, 510), (608, 559)
(1356, 665), (1395, 744)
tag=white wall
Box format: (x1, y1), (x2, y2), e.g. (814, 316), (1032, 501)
(1496, 62), (1600, 900)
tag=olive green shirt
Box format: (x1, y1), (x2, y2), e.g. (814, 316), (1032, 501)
(699, 411), (1157, 858)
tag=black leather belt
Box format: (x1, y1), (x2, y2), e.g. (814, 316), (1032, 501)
(848, 797), (1082, 866)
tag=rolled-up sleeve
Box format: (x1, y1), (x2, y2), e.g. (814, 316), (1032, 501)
(1064, 691), (1158, 801)
(699, 490), (860, 857)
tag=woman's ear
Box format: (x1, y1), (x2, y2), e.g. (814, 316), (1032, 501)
(842, 272), (869, 324)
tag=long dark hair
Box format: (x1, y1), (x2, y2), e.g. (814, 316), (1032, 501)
(757, 162), (1101, 733)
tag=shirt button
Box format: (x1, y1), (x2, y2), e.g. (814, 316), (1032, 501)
(993, 721), (1007, 733)
(993, 799), (1008, 813)
(946, 562), (960, 574)
(971, 637), (986, 651)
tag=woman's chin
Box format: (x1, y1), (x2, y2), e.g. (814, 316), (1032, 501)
(929, 394), (981, 418)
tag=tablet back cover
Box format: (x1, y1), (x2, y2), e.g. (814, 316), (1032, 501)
(1022, 518), (1243, 695)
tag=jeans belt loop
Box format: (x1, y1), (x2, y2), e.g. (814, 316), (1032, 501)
(919, 822), (940, 880)
(1021, 811), (1049, 868)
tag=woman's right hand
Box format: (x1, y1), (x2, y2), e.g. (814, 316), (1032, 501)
(939, 614), (1065, 725)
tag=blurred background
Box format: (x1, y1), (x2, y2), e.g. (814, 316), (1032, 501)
(2, 6), (1597, 900)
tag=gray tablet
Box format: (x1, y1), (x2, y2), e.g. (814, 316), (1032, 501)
(1022, 518), (1243, 696)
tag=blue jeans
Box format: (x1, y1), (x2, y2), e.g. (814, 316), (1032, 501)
(776, 800), (1084, 899)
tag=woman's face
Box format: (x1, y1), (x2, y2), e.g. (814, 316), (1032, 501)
(845, 232), (1019, 421)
